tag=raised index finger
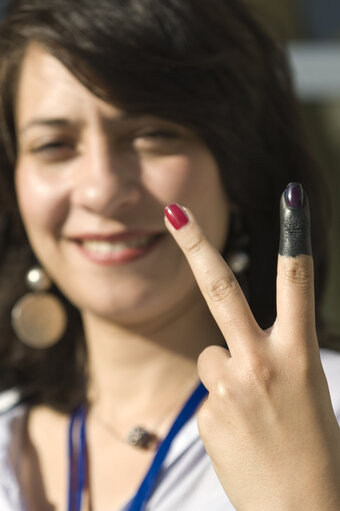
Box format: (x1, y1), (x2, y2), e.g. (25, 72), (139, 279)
(164, 203), (262, 356)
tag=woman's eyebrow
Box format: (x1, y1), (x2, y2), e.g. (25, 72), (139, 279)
(18, 113), (168, 136)
(18, 113), (135, 135)
(19, 118), (80, 135)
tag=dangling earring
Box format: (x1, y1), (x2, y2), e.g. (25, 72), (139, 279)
(11, 266), (67, 349)
(227, 250), (250, 274)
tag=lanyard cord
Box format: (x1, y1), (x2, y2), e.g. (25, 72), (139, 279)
(68, 381), (208, 511)
(67, 410), (76, 511)
(128, 380), (207, 510)
(68, 405), (87, 511)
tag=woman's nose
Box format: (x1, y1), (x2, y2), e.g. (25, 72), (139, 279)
(71, 147), (142, 217)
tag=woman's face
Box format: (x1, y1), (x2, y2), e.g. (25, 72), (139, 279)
(15, 43), (230, 325)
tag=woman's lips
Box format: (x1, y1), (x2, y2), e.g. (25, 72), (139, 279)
(71, 233), (164, 265)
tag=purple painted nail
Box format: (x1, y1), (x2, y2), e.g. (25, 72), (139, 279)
(285, 182), (304, 209)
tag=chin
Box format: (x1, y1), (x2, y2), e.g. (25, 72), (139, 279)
(70, 284), (167, 323)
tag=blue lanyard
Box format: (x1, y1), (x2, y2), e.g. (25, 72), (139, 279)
(68, 405), (87, 511)
(67, 380), (208, 511)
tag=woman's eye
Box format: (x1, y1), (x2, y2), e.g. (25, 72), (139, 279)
(130, 128), (184, 155)
(142, 130), (178, 138)
(31, 141), (72, 153)
(132, 130), (181, 150)
(30, 140), (77, 161)
(136, 130), (179, 140)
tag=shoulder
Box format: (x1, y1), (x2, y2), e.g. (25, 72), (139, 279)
(0, 388), (23, 415)
(0, 389), (28, 511)
(320, 348), (340, 420)
(0, 388), (27, 435)
(0, 387), (28, 460)
(0, 388), (28, 440)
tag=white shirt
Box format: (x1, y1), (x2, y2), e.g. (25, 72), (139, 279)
(1, 348), (340, 511)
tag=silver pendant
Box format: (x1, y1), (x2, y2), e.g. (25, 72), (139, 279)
(126, 426), (159, 449)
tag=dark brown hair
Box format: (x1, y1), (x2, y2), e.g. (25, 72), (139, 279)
(0, 0), (335, 412)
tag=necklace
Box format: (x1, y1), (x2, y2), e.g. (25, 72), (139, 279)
(92, 412), (161, 450)
(89, 380), (200, 451)
(67, 380), (208, 511)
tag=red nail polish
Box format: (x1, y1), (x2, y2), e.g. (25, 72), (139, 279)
(164, 203), (189, 230)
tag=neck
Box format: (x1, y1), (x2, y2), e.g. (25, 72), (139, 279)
(83, 290), (223, 434)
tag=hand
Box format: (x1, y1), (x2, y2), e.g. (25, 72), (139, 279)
(164, 184), (340, 511)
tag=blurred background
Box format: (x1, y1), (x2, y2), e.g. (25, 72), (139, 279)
(0, 0), (339, 332)
(248, 0), (340, 336)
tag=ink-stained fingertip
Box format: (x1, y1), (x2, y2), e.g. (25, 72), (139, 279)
(279, 183), (312, 257)
(285, 182), (304, 209)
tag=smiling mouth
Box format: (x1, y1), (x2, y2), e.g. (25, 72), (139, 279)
(73, 233), (164, 264)
(80, 234), (160, 253)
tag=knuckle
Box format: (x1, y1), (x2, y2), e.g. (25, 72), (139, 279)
(211, 376), (229, 398)
(197, 345), (218, 369)
(198, 344), (226, 361)
(206, 274), (238, 303)
(279, 258), (312, 289)
(185, 232), (207, 256)
(198, 346), (231, 396)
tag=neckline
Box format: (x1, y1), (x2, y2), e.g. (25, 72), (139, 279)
(118, 411), (200, 511)
(68, 380), (208, 511)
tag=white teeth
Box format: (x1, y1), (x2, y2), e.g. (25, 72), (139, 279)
(81, 236), (156, 254)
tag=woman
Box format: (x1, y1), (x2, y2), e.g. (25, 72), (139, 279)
(0, 0), (339, 510)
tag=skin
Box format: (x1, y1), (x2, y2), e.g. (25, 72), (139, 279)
(13, 44), (340, 510)
(14, 43), (229, 510)
(165, 197), (340, 510)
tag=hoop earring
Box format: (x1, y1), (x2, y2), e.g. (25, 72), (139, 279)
(11, 266), (67, 349)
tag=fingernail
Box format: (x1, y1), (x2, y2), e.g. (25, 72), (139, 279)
(285, 182), (304, 209)
(164, 203), (189, 230)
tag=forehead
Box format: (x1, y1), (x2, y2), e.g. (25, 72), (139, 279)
(15, 43), (120, 127)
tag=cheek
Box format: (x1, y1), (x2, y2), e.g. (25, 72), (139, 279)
(15, 163), (69, 237)
(141, 155), (196, 202)
(142, 152), (229, 249)
(143, 152), (228, 212)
